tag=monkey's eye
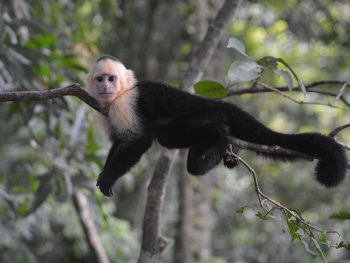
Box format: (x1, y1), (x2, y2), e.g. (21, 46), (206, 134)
(96, 76), (103, 82)
(108, 76), (116, 82)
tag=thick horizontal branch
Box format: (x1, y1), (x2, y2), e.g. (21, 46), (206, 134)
(229, 137), (313, 161)
(0, 84), (108, 116)
(1, 79), (348, 113)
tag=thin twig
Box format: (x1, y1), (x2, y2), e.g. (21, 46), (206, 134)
(333, 82), (348, 105)
(72, 188), (110, 263)
(329, 123), (350, 137)
(227, 80), (350, 107)
(228, 144), (263, 207)
(226, 146), (340, 235)
(258, 82), (339, 108)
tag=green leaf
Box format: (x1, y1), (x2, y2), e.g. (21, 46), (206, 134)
(29, 175), (39, 193)
(26, 34), (57, 49)
(276, 57), (306, 95)
(329, 211), (350, 220)
(311, 238), (327, 263)
(258, 56), (306, 94)
(236, 206), (247, 214)
(287, 220), (301, 241)
(37, 65), (52, 78)
(255, 212), (268, 221)
(227, 37), (248, 57)
(227, 58), (262, 85)
(17, 198), (30, 216)
(257, 56), (278, 69)
(274, 69), (293, 91)
(194, 80), (227, 99)
(320, 231), (327, 245)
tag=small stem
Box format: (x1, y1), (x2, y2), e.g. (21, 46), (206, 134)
(258, 82), (339, 108)
(334, 82), (348, 105)
(226, 147), (341, 235)
(329, 123), (350, 137)
(227, 144), (263, 207)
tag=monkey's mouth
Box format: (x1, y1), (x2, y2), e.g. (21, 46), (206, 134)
(98, 92), (115, 99)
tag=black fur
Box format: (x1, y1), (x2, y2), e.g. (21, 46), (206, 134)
(97, 80), (347, 196)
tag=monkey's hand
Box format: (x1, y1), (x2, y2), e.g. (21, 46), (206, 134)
(96, 173), (114, 197)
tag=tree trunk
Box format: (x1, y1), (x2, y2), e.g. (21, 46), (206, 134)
(174, 159), (193, 263)
(194, 175), (213, 263)
(138, 1), (242, 262)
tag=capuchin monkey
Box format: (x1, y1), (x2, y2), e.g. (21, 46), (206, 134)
(87, 55), (347, 197)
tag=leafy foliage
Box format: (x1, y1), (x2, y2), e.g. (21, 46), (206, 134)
(194, 80), (227, 99)
(0, 1), (350, 263)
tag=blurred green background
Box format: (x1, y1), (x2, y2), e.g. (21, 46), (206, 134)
(0, 1), (349, 262)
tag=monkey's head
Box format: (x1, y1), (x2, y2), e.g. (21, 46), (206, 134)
(87, 55), (136, 105)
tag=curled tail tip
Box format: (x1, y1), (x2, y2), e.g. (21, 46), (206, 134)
(312, 137), (348, 187)
(315, 156), (348, 187)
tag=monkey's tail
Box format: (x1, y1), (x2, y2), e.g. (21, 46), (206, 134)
(274, 133), (347, 187)
(227, 107), (348, 187)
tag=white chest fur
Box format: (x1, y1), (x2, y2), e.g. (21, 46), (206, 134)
(108, 87), (140, 133)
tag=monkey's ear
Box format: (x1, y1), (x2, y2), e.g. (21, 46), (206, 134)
(126, 69), (136, 88)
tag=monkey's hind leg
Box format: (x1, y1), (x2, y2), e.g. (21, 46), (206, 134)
(187, 139), (227, 175)
(223, 144), (240, 169)
(158, 111), (231, 175)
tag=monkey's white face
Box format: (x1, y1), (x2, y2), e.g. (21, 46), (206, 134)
(88, 59), (135, 105)
(93, 73), (118, 100)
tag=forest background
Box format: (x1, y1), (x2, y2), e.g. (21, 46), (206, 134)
(0, 1), (349, 263)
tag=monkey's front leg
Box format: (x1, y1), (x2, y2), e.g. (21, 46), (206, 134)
(97, 134), (152, 196)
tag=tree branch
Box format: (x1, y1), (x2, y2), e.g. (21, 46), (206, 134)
(72, 188), (110, 263)
(0, 83), (108, 115)
(226, 145), (341, 235)
(181, 0), (242, 92)
(329, 123), (350, 137)
(229, 136), (349, 169)
(138, 151), (175, 263)
(229, 137), (313, 161)
(228, 80), (350, 107)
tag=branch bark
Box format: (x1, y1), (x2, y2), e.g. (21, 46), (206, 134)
(0, 83), (108, 115)
(138, 150), (176, 263)
(72, 188), (110, 263)
(229, 137), (313, 160)
(181, 0), (242, 91)
(2, 83), (346, 159)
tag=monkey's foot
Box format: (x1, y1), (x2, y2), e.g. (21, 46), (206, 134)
(223, 154), (239, 168)
(223, 145), (240, 168)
